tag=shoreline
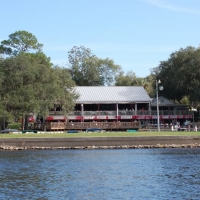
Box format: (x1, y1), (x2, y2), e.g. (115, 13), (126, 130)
(0, 136), (200, 150)
(1, 144), (200, 151)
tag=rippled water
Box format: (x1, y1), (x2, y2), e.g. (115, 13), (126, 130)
(0, 148), (199, 200)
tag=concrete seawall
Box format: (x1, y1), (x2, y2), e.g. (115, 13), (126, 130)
(0, 136), (200, 149)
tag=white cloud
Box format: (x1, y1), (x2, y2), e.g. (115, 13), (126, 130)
(143, 0), (200, 15)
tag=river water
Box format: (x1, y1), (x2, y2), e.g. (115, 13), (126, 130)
(0, 148), (199, 200)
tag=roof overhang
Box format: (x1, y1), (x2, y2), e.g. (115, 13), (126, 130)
(76, 101), (151, 104)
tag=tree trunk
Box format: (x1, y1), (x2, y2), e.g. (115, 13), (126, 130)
(24, 115), (29, 130)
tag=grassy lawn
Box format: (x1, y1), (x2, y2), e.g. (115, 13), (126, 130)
(0, 131), (200, 138)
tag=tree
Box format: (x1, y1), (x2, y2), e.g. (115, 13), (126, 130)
(134, 76), (155, 97)
(115, 71), (137, 86)
(0, 52), (77, 128)
(152, 46), (200, 107)
(98, 58), (121, 86)
(68, 46), (121, 86)
(51, 66), (79, 114)
(115, 71), (155, 97)
(0, 30), (43, 55)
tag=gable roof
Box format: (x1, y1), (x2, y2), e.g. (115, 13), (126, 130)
(151, 96), (188, 107)
(75, 86), (151, 104)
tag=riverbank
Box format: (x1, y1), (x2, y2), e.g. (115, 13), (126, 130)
(0, 136), (199, 150)
(1, 143), (200, 151)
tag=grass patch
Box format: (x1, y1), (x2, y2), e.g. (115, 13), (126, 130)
(0, 131), (200, 138)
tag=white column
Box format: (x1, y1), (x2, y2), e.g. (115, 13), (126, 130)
(116, 102), (118, 121)
(135, 103), (137, 115)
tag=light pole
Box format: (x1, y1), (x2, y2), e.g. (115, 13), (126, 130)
(156, 80), (163, 132)
(81, 103), (84, 123)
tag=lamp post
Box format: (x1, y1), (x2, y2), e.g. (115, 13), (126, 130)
(81, 103), (84, 123)
(156, 80), (163, 132)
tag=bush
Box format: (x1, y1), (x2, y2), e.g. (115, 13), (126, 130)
(8, 122), (21, 130)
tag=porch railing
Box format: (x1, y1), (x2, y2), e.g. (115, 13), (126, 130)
(49, 110), (193, 116)
(65, 121), (140, 130)
(33, 121), (140, 131)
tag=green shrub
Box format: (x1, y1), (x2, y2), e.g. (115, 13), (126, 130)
(8, 122), (21, 130)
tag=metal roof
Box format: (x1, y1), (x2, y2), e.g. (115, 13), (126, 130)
(151, 96), (188, 107)
(75, 86), (151, 104)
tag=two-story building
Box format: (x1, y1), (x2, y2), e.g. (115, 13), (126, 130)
(44, 86), (192, 131)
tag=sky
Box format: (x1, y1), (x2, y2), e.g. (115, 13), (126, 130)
(1, 0), (200, 77)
